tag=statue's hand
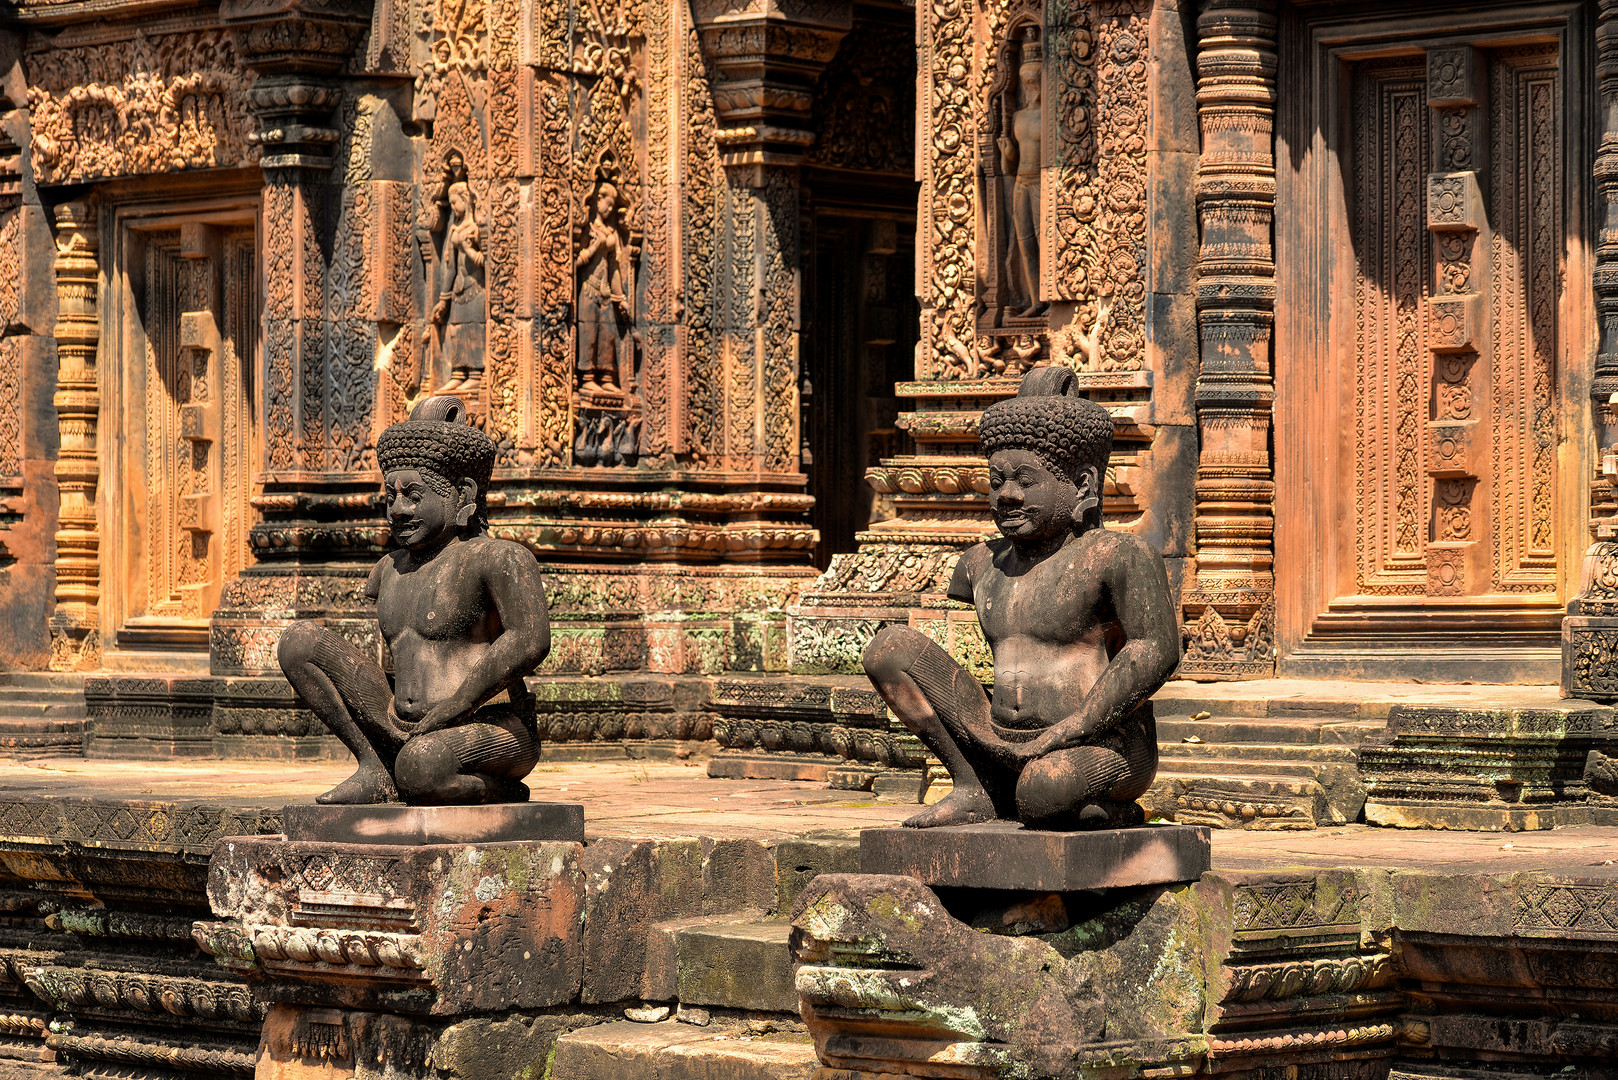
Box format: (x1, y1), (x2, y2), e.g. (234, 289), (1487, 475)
(984, 734), (1039, 769)
(382, 703), (415, 745)
(412, 700), (470, 737)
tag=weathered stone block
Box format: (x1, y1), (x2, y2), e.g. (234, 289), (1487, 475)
(551, 1020), (818, 1080)
(860, 823), (1210, 891)
(676, 921), (797, 1013)
(772, 838), (860, 915)
(201, 836), (586, 1015)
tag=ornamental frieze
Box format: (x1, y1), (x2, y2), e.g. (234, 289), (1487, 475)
(25, 29), (259, 185)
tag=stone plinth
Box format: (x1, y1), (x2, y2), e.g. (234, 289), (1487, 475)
(282, 801), (586, 845)
(197, 835), (586, 1016)
(860, 823), (1210, 892)
(1361, 701), (1618, 830)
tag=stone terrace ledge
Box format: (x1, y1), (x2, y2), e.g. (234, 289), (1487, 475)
(0, 758), (1609, 1079)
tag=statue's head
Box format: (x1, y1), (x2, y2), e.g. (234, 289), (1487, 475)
(978, 366), (1112, 544)
(375, 397), (497, 550)
(448, 180), (472, 216)
(595, 182), (619, 219)
(1017, 27), (1042, 98)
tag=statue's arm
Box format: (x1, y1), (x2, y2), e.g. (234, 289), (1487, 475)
(413, 546), (553, 735)
(365, 555), (388, 601)
(947, 543), (988, 605)
(1026, 536), (1180, 756)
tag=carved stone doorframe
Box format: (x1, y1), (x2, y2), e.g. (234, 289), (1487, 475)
(99, 197), (263, 656)
(1275, 3), (1591, 683)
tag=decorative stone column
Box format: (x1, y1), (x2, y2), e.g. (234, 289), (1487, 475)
(1563, 0), (1618, 700)
(1179, 0), (1278, 680)
(690, 0), (850, 477)
(47, 202), (101, 672)
(209, 0), (377, 677)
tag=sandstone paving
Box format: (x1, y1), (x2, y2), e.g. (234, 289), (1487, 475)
(0, 755), (1612, 875)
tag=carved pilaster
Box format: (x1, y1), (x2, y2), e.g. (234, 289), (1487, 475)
(209, 0), (378, 676)
(691, 0), (847, 478)
(690, 0), (849, 174)
(1180, 0), (1277, 680)
(1564, 0), (1618, 698)
(48, 202), (101, 671)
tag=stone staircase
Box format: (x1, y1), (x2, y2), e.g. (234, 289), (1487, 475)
(551, 850), (824, 1078)
(0, 673), (87, 758)
(1143, 713), (1379, 830)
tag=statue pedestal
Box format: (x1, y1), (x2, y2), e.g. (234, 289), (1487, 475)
(860, 821), (1210, 892)
(282, 800), (586, 845)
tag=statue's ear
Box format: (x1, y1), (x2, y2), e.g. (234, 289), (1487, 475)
(1073, 465), (1101, 520)
(455, 478), (479, 527)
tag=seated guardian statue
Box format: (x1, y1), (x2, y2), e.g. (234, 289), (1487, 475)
(862, 367), (1180, 829)
(278, 397), (551, 805)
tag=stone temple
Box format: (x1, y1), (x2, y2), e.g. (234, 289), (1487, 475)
(0, 0), (1608, 1074)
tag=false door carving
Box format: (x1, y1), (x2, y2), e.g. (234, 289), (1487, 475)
(1276, 20), (1587, 678)
(115, 222), (259, 648)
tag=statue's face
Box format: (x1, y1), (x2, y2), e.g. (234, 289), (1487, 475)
(384, 468), (458, 550)
(987, 448), (1078, 543)
(596, 187), (616, 218)
(448, 184), (470, 215)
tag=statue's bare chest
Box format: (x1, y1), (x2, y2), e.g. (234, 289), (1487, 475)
(975, 552), (1102, 642)
(376, 553), (491, 642)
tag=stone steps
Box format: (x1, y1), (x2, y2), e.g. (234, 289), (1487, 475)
(0, 674), (86, 758)
(1144, 710), (1379, 831)
(551, 1020), (818, 1080)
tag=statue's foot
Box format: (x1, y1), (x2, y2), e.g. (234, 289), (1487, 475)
(441, 370), (467, 391)
(481, 778), (530, 804)
(1588, 750), (1618, 797)
(902, 788), (996, 828)
(315, 766), (400, 805)
(459, 372), (483, 391)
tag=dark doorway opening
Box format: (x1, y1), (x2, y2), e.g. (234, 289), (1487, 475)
(801, 0), (920, 569)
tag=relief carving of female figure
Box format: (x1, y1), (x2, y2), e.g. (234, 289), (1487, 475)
(421, 151), (488, 392)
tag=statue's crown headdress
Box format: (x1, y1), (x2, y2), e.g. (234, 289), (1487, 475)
(376, 397), (497, 512)
(978, 366), (1112, 484)
(1019, 25), (1043, 65)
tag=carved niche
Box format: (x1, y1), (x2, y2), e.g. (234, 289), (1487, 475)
(921, 0), (1150, 381)
(979, 19), (1047, 334)
(525, 0), (651, 468)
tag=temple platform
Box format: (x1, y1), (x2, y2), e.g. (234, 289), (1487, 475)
(0, 756), (1608, 1077)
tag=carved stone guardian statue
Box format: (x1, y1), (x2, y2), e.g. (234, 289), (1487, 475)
(421, 152), (488, 392)
(862, 366), (1180, 828)
(277, 397), (550, 805)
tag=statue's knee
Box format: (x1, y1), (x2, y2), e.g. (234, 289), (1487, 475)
(276, 622), (322, 671)
(862, 625), (919, 681)
(1015, 756), (1076, 823)
(394, 738), (458, 800)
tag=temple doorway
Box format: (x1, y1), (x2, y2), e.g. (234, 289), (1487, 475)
(1275, 10), (1591, 681)
(800, 0), (919, 569)
(104, 206), (261, 657)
